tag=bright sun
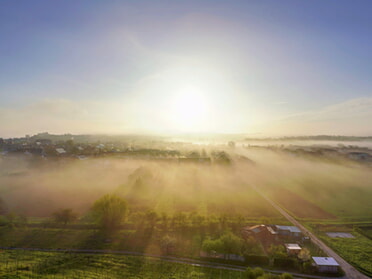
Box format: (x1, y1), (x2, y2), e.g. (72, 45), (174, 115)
(170, 86), (209, 131)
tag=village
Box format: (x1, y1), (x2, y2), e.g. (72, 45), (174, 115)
(1, 133), (372, 166)
(200, 223), (341, 275)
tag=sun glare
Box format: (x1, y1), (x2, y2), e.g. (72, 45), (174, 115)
(170, 86), (209, 131)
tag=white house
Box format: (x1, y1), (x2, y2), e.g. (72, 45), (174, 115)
(312, 257), (340, 273)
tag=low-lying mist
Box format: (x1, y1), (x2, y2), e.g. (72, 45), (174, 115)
(1, 146), (371, 220)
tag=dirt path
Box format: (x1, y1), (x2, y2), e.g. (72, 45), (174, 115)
(251, 185), (369, 279)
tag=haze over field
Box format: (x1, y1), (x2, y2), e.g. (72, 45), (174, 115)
(1, 147), (371, 220)
(1, 2), (372, 278)
(0, 0), (371, 137)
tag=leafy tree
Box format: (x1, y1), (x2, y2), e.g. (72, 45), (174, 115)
(202, 237), (223, 254)
(220, 231), (242, 254)
(244, 267), (255, 279)
(91, 194), (127, 231)
(202, 231), (242, 256)
(242, 236), (261, 255)
(268, 245), (287, 258)
(297, 248), (311, 262)
(160, 212), (169, 230)
(160, 235), (177, 255)
(52, 208), (78, 225)
(189, 211), (205, 228)
(252, 267), (264, 278)
(302, 261), (313, 273)
(145, 210), (158, 228)
(172, 212), (187, 229)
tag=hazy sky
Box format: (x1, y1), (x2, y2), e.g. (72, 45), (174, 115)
(1, 0), (371, 137)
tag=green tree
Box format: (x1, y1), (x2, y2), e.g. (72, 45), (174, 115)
(145, 210), (158, 228)
(91, 194), (127, 231)
(220, 231), (242, 254)
(297, 248), (311, 262)
(202, 237), (223, 254)
(268, 245), (287, 258)
(160, 212), (169, 230)
(160, 235), (177, 255)
(242, 236), (261, 256)
(244, 267), (255, 279)
(252, 267), (264, 278)
(52, 208), (78, 225)
(302, 261), (313, 273)
(202, 231), (242, 256)
(172, 212), (188, 230)
(189, 211), (205, 228)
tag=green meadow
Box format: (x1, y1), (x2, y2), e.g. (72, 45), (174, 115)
(0, 250), (245, 279)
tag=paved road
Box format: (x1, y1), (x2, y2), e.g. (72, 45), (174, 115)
(252, 185), (370, 279)
(0, 246), (343, 279)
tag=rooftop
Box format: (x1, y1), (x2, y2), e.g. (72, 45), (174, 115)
(55, 148), (66, 154)
(275, 225), (302, 233)
(312, 257), (339, 266)
(245, 224), (266, 234)
(267, 226), (278, 234)
(285, 243), (301, 250)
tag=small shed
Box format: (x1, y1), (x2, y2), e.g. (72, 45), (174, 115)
(284, 243), (302, 255)
(312, 257), (340, 273)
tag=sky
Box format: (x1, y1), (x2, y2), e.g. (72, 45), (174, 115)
(0, 0), (371, 137)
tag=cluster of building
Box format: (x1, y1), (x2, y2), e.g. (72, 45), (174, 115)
(242, 224), (304, 244)
(242, 224), (340, 274)
(246, 144), (372, 163)
(0, 135), (221, 164)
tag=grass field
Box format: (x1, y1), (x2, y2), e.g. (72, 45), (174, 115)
(0, 226), (268, 259)
(267, 188), (335, 219)
(0, 250), (246, 279)
(0, 158), (282, 219)
(357, 226), (372, 240)
(246, 149), (372, 220)
(0, 227), (196, 257)
(315, 227), (372, 276)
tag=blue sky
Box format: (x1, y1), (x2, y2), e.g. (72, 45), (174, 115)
(0, 0), (371, 137)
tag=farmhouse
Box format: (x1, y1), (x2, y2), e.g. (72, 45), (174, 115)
(312, 257), (340, 273)
(242, 225), (267, 239)
(274, 225), (302, 239)
(266, 226), (279, 242)
(284, 243), (302, 255)
(242, 225), (279, 244)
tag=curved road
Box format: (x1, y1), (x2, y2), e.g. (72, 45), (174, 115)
(252, 185), (370, 279)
